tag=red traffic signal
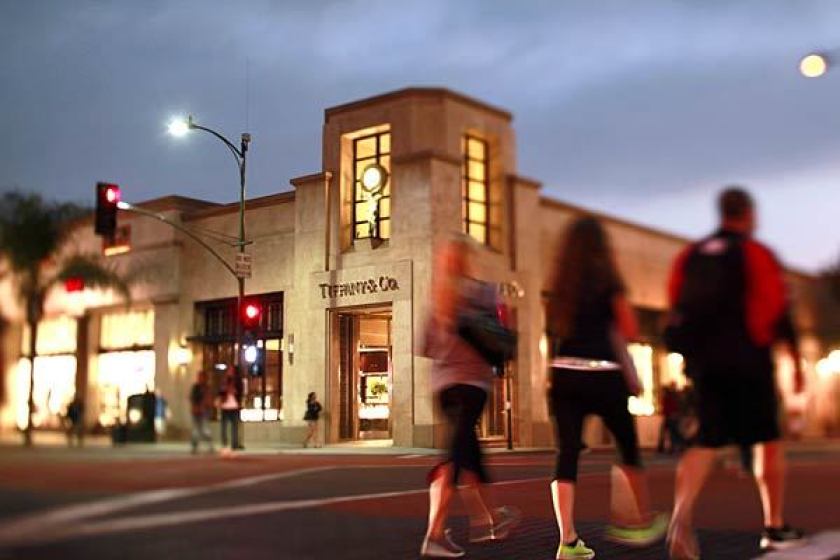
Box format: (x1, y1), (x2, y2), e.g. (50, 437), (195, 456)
(95, 182), (120, 237)
(242, 302), (262, 329)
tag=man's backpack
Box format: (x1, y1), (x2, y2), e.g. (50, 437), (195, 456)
(664, 234), (746, 357)
(457, 280), (517, 374)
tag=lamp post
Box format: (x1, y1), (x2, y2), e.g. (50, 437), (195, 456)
(169, 116), (251, 435)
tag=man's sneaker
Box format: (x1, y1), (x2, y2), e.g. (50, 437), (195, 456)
(556, 537), (595, 560)
(605, 512), (669, 547)
(470, 506), (522, 542)
(420, 529), (465, 558)
(760, 525), (805, 552)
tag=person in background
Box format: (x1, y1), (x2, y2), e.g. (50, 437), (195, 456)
(303, 392), (323, 448)
(666, 188), (805, 558)
(546, 216), (667, 560)
(65, 394), (85, 447)
(420, 238), (520, 559)
(189, 370), (215, 454)
(657, 382), (682, 454)
(217, 368), (244, 451)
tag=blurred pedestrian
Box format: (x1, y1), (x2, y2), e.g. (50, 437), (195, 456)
(419, 238), (520, 558)
(189, 370), (214, 454)
(546, 216), (667, 559)
(665, 187), (805, 558)
(217, 368), (244, 451)
(303, 392), (323, 448)
(65, 394), (84, 447)
(657, 382), (682, 454)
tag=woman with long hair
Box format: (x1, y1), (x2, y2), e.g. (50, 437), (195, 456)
(303, 391), (323, 448)
(420, 238), (519, 558)
(546, 217), (667, 559)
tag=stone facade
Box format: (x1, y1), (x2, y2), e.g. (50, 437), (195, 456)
(1, 87), (839, 446)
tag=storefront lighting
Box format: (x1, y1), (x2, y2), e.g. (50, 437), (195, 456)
(170, 343), (192, 368)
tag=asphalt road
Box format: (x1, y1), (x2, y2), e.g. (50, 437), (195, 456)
(0, 445), (838, 559)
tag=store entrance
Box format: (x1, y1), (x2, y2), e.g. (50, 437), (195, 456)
(334, 306), (392, 441)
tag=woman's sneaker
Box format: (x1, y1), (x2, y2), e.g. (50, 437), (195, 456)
(420, 529), (465, 558)
(760, 524), (805, 552)
(556, 537), (595, 559)
(470, 506), (522, 542)
(605, 512), (669, 546)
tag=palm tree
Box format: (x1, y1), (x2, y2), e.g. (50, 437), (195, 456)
(0, 191), (129, 446)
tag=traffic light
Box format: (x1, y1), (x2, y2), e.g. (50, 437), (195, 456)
(242, 301), (262, 330)
(241, 300), (264, 376)
(95, 182), (120, 237)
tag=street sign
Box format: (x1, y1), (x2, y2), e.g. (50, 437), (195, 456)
(235, 253), (252, 279)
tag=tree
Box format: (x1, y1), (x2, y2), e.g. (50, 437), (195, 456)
(0, 191), (129, 446)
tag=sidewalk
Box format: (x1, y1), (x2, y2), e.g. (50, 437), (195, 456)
(3, 429), (840, 459)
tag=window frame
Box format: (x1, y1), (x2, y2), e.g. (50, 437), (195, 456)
(462, 134), (490, 245)
(352, 130), (392, 241)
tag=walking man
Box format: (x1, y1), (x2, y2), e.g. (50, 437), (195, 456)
(665, 187), (805, 558)
(189, 370), (214, 454)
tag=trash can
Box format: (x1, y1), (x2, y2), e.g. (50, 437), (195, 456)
(125, 391), (156, 443)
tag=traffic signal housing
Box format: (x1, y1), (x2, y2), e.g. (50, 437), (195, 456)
(95, 182), (120, 237)
(241, 300), (264, 376)
(242, 301), (262, 330)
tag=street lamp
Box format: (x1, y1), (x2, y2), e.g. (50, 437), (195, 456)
(168, 114), (252, 426)
(800, 52), (830, 78)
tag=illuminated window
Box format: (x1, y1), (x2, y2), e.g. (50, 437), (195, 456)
(461, 134), (497, 245)
(627, 343), (656, 416)
(353, 130), (391, 240)
(100, 310), (154, 350)
(103, 224), (131, 256)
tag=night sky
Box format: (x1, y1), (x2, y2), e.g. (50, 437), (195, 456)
(2, 0), (839, 271)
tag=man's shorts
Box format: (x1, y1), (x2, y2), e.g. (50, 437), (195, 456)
(692, 355), (780, 448)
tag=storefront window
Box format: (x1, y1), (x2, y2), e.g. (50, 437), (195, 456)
(100, 310), (154, 350)
(462, 134), (489, 244)
(15, 355), (77, 430)
(96, 350), (155, 426)
(18, 317), (79, 430)
(628, 343), (656, 416)
(352, 129), (391, 240)
(22, 316), (77, 356)
(194, 293), (284, 422)
(661, 352), (688, 389)
(97, 309), (155, 426)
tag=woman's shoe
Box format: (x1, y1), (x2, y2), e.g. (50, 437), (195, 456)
(420, 529), (465, 558)
(556, 537), (595, 559)
(605, 512), (669, 546)
(470, 505), (522, 542)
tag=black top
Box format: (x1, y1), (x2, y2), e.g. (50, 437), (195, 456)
(552, 282), (622, 362)
(304, 401), (322, 421)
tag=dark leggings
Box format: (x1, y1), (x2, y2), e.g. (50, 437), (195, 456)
(550, 368), (642, 482)
(434, 384), (489, 484)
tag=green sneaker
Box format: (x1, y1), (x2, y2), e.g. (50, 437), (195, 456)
(556, 537), (595, 559)
(605, 512), (669, 547)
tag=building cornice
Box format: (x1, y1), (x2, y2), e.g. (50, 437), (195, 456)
(290, 171), (332, 187)
(182, 191), (295, 222)
(325, 87), (513, 122)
